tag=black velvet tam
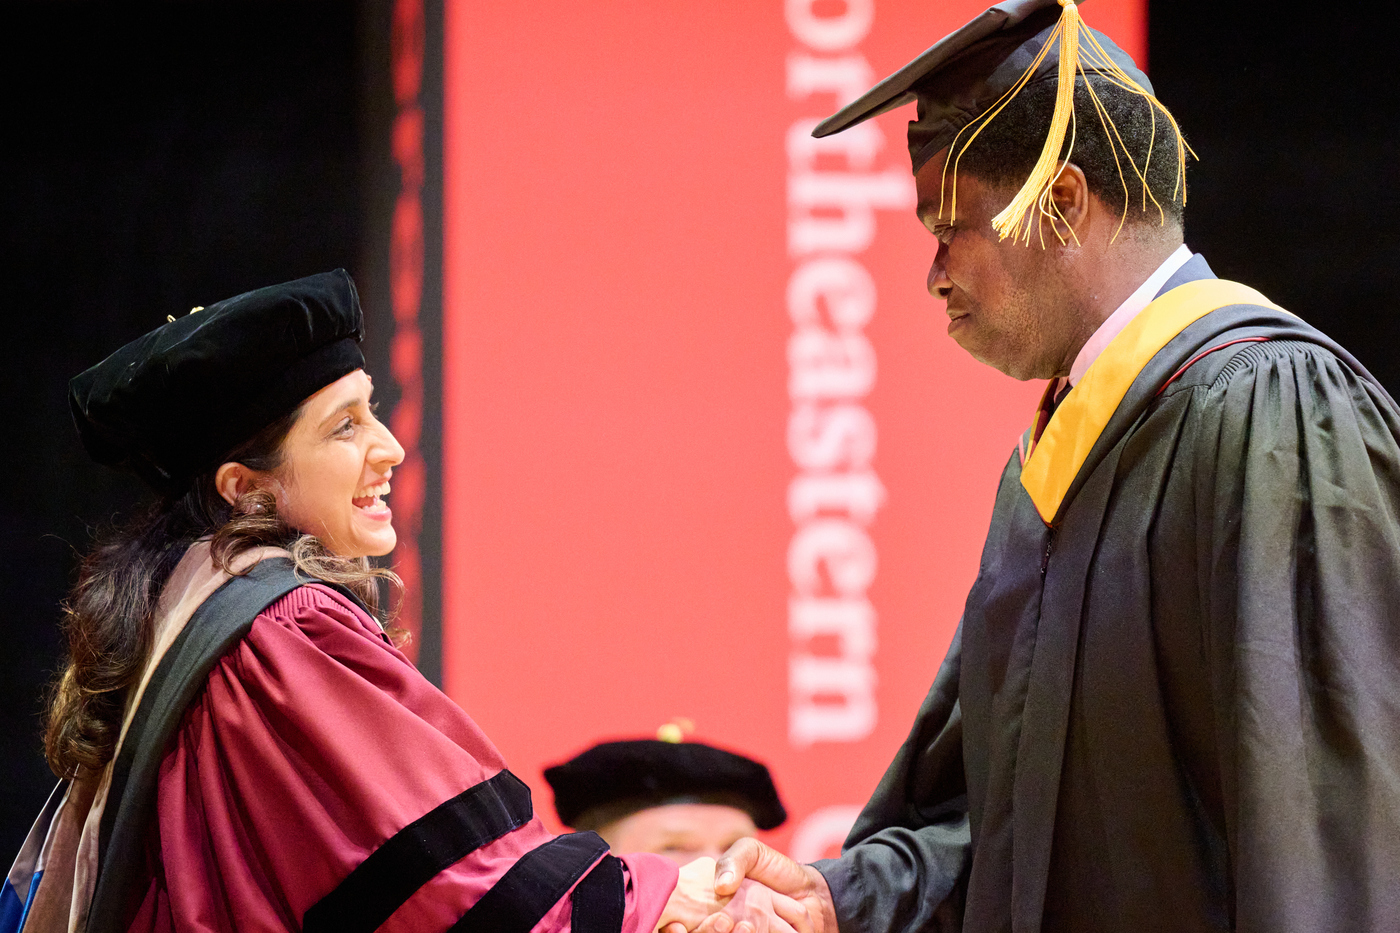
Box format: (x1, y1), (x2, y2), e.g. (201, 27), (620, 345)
(812, 0), (1150, 173)
(69, 269), (364, 495)
(544, 739), (787, 831)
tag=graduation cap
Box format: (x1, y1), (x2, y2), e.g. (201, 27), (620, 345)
(544, 738), (788, 832)
(69, 269), (365, 495)
(813, 0), (1189, 243)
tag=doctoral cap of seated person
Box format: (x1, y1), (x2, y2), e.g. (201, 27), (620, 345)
(69, 270), (364, 496)
(544, 733), (788, 832)
(813, 0), (1188, 243)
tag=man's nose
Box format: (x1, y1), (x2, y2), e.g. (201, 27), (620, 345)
(927, 242), (952, 300)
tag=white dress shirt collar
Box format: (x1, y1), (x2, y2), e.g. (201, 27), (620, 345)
(1067, 244), (1194, 387)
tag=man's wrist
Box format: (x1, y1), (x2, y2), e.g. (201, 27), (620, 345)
(801, 862), (840, 933)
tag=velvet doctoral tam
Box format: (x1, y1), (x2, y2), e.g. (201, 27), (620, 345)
(69, 269), (365, 495)
(545, 739), (787, 831)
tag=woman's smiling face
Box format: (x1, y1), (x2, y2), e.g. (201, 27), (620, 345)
(265, 369), (405, 558)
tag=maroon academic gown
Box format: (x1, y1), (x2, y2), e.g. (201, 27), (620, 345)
(125, 583), (677, 931)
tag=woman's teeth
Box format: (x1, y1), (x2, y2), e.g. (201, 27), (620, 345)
(352, 481), (391, 507)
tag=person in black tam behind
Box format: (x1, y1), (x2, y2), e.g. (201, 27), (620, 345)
(546, 735), (787, 866)
(697, 2), (1400, 933)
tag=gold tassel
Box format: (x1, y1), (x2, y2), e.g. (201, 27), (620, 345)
(991, 0), (1082, 244)
(943, 0), (1195, 246)
(656, 718), (695, 743)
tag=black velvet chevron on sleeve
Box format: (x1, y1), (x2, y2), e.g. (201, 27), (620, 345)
(571, 854), (626, 933)
(303, 769), (536, 933)
(447, 832), (612, 933)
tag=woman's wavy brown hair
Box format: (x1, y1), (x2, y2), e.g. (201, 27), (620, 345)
(44, 406), (403, 779)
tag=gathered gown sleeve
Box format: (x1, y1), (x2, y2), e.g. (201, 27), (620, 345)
(1194, 340), (1400, 931)
(128, 583), (678, 933)
(812, 625), (970, 933)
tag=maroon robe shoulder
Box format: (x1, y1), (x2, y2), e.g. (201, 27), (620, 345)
(126, 583), (677, 932)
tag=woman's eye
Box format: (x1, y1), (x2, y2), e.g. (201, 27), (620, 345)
(332, 418), (355, 437)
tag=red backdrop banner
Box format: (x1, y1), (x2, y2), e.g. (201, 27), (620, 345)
(442, 0), (1145, 858)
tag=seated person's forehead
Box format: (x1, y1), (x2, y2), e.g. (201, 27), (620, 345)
(607, 802), (757, 836)
(601, 803), (758, 860)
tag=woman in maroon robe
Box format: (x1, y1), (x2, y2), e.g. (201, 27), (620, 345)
(5, 271), (804, 933)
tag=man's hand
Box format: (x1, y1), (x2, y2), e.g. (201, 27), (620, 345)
(697, 838), (839, 933)
(655, 854), (816, 933)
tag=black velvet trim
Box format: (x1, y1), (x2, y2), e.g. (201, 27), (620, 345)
(571, 855), (626, 933)
(447, 832), (610, 933)
(89, 559), (371, 933)
(303, 769), (535, 933)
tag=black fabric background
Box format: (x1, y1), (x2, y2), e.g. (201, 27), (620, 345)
(0, 2), (363, 861)
(2, 0), (1396, 867)
(1146, 0), (1400, 393)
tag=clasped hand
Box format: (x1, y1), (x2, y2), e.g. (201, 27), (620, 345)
(655, 839), (838, 933)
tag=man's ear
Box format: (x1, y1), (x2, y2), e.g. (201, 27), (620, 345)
(1045, 161), (1090, 243)
(214, 461), (258, 506)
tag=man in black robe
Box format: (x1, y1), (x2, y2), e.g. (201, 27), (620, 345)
(694, 2), (1400, 931)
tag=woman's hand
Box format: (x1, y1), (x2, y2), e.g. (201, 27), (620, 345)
(657, 857), (727, 932)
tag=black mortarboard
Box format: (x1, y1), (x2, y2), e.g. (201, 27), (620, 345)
(813, 0), (1184, 243)
(70, 269), (365, 495)
(544, 739), (787, 832)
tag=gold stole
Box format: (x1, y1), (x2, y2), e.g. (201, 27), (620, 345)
(1021, 279), (1285, 524)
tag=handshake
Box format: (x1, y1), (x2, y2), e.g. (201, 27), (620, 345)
(655, 839), (837, 933)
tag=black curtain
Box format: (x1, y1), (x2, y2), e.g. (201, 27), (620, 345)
(1148, 0), (1400, 393)
(1, 2), (363, 859)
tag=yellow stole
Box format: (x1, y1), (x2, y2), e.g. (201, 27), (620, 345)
(1020, 279), (1286, 524)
